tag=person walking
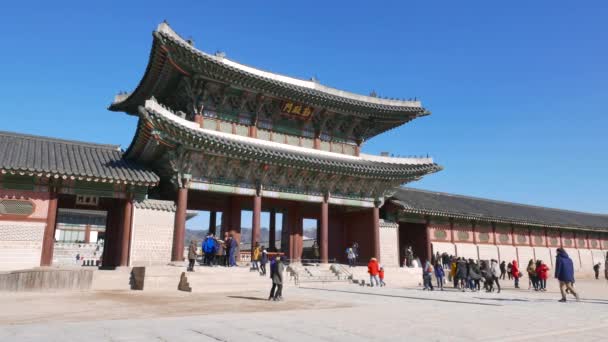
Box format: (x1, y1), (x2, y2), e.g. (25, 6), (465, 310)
(450, 258), (458, 288)
(555, 248), (580, 302)
(537, 260), (549, 291)
(312, 240), (320, 261)
(423, 260), (434, 291)
(507, 262), (513, 280)
(223, 233), (231, 267)
(202, 233), (217, 266)
(368, 257), (380, 287)
(352, 242), (360, 264)
(456, 257), (468, 291)
(435, 261), (445, 290)
(379, 265), (386, 287)
(468, 259), (481, 292)
(593, 263), (601, 280)
(527, 259), (538, 291)
(251, 243), (261, 271)
(511, 260), (520, 288)
(260, 246), (268, 276)
(490, 259), (501, 293)
(268, 256), (284, 301)
(499, 261), (507, 280)
(228, 234), (238, 267)
(346, 247), (356, 267)
(187, 240), (197, 272)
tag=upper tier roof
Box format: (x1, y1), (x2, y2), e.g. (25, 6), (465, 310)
(110, 22), (428, 123)
(127, 98), (441, 180)
(391, 187), (608, 231)
(0, 131), (159, 186)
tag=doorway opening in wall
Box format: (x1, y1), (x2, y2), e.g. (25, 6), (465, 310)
(54, 208), (107, 267)
(240, 210), (284, 253)
(398, 221), (429, 268)
(302, 218), (319, 261)
(186, 210), (223, 266)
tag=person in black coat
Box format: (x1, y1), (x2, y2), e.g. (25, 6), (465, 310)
(269, 256), (284, 301)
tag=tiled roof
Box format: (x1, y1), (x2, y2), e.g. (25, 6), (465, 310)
(0, 131), (159, 186)
(129, 99), (441, 179)
(110, 22), (428, 120)
(133, 199), (175, 211)
(391, 187), (608, 231)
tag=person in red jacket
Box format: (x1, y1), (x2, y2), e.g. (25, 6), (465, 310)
(511, 260), (520, 288)
(378, 265), (386, 287)
(536, 260), (549, 291)
(368, 258), (380, 287)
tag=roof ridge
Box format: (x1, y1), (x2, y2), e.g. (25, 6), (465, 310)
(154, 22), (423, 109)
(400, 186), (608, 218)
(0, 130), (121, 151)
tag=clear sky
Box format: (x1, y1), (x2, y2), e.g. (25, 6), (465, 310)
(1, 1), (606, 222)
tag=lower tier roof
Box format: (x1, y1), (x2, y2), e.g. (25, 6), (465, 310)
(0, 131), (159, 186)
(391, 187), (608, 231)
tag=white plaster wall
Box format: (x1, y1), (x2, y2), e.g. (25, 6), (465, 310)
(477, 245), (499, 261)
(565, 248), (582, 272)
(533, 247), (553, 268)
(431, 242), (456, 257)
(130, 208), (175, 267)
(517, 246), (536, 267)
(591, 249), (605, 265)
(455, 243), (478, 260)
(379, 221), (399, 267)
(497, 245), (518, 265)
(578, 249), (594, 272)
(0, 220), (45, 271)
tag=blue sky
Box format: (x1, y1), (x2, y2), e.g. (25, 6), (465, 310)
(1, 1), (606, 224)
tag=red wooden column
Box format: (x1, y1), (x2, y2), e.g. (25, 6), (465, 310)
(320, 197), (329, 263)
(84, 225), (91, 244)
(251, 193), (262, 260)
(269, 209), (276, 251)
(172, 186), (188, 262)
(371, 204), (381, 262)
(119, 197), (133, 267)
(40, 189), (58, 266)
(209, 211), (217, 235)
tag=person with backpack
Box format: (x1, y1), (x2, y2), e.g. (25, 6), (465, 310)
(202, 233), (217, 266)
(499, 261), (507, 280)
(423, 260), (434, 291)
(555, 248), (580, 302)
(268, 256), (284, 301)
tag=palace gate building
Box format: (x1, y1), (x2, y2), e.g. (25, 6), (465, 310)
(0, 23), (607, 272)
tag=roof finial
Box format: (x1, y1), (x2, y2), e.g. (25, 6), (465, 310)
(369, 90), (377, 97)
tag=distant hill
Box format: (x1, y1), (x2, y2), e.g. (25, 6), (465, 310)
(185, 227), (317, 245)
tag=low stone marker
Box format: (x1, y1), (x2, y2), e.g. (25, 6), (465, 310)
(178, 272), (191, 292)
(130, 267), (145, 290)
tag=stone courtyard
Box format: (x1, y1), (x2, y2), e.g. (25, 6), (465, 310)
(1, 277), (607, 341)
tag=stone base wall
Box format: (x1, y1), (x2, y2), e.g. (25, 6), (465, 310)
(130, 206), (175, 267)
(0, 221), (45, 271)
(379, 220), (399, 267)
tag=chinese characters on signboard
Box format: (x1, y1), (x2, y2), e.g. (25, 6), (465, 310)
(281, 101), (314, 119)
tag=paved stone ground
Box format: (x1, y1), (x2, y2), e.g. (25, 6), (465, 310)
(1, 278), (607, 341)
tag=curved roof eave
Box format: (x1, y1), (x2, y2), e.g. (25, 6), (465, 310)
(110, 22), (428, 119)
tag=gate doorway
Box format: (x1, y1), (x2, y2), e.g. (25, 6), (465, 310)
(398, 222), (429, 267)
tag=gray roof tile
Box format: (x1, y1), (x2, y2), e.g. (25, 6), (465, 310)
(391, 187), (608, 231)
(0, 131), (159, 185)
